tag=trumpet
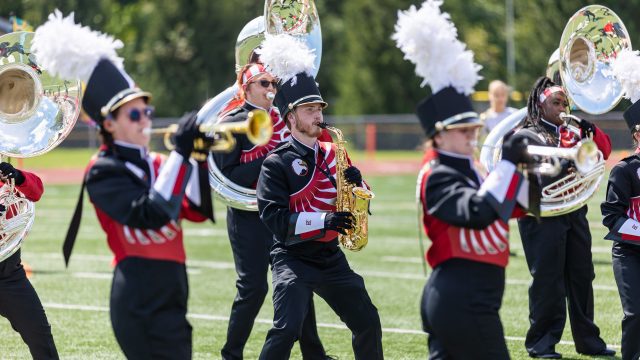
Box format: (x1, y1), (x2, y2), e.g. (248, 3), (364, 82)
(145, 109), (274, 158)
(527, 139), (600, 177)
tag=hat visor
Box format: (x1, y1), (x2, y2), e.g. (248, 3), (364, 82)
(445, 122), (484, 131)
(109, 91), (152, 113)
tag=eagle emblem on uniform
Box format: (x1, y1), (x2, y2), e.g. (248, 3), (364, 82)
(292, 159), (308, 176)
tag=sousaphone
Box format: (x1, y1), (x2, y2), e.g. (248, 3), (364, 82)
(480, 5), (629, 216)
(202, 0), (322, 211)
(0, 31), (81, 261)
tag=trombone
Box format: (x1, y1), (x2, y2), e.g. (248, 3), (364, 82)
(145, 109), (273, 159)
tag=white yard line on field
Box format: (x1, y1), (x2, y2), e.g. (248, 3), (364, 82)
(41, 302), (620, 349)
(25, 252), (617, 291)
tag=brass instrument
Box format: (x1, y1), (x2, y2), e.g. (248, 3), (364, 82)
(145, 109), (273, 159)
(0, 31), (82, 261)
(480, 4), (625, 217)
(319, 123), (374, 252)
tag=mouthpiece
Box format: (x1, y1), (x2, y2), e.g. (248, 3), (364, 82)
(266, 92), (275, 100)
(142, 127), (152, 135)
(317, 122), (328, 129)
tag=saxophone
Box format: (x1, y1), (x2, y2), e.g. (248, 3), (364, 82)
(319, 123), (375, 251)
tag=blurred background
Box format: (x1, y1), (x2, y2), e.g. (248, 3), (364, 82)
(2, 0), (639, 151)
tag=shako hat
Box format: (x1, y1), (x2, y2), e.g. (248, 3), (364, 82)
(32, 10), (150, 123)
(256, 34), (326, 120)
(612, 49), (640, 132)
(393, 0), (482, 138)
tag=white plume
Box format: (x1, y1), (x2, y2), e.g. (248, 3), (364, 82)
(256, 34), (316, 86)
(31, 10), (124, 82)
(392, 0), (482, 95)
(611, 48), (640, 103)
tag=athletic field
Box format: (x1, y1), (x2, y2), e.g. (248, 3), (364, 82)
(0, 149), (624, 359)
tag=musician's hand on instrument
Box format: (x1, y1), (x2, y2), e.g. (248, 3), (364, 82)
(502, 135), (532, 165)
(344, 166), (362, 185)
(0, 162), (25, 185)
(578, 118), (595, 138)
(324, 212), (355, 235)
(173, 111), (199, 158)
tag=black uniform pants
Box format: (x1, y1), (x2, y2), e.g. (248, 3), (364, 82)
(421, 258), (509, 360)
(110, 257), (191, 360)
(612, 242), (640, 360)
(259, 251), (383, 360)
(223, 208), (326, 360)
(518, 206), (606, 355)
(0, 250), (58, 360)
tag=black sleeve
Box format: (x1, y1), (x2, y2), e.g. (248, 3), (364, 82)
(601, 163), (631, 232)
(425, 171), (501, 229)
(86, 159), (171, 229)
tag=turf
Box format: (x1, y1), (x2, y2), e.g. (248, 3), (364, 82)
(0, 172), (624, 359)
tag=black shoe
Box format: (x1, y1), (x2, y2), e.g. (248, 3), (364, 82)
(529, 352), (562, 359)
(579, 348), (616, 357)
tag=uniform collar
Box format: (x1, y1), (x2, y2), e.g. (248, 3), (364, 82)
(436, 149), (480, 185)
(290, 135), (318, 158)
(540, 118), (560, 134)
(244, 99), (267, 111)
(112, 140), (148, 159)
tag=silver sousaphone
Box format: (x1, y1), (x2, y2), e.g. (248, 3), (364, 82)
(0, 31), (81, 261)
(480, 4), (629, 217)
(202, 0), (322, 211)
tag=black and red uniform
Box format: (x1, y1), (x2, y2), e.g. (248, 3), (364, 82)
(213, 102), (327, 360)
(419, 150), (528, 359)
(601, 150), (640, 360)
(511, 119), (612, 356)
(257, 136), (383, 360)
(84, 142), (210, 359)
(0, 171), (58, 359)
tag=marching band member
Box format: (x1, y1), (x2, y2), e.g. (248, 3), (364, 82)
(601, 100), (640, 360)
(0, 164), (58, 359)
(35, 12), (213, 358)
(214, 62), (328, 360)
(416, 89), (531, 359)
(394, 3), (534, 357)
(510, 77), (614, 358)
(601, 49), (640, 360)
(256, 35), (383, 360)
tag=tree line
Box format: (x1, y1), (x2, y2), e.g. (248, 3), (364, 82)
(3, 0), (640, 116)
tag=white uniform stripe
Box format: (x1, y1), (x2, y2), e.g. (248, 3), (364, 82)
(295, 212), (326, 235)
(153, 151), (186, 201)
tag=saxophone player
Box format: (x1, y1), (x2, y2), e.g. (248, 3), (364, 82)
(256, 35), (383, 360)
(213, 62), (329, 360)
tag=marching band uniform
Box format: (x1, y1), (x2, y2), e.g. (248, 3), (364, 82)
(214, 64), (327, 360)
(417, 87), (531, 360)
(601, 101), (640, 360)
(256, 71), (383, 360)
(0, 166), (58, 359)
(509, 82), (613, 358)
(62, 58), (213, 359)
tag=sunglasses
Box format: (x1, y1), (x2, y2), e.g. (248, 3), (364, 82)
(126, 106), (155, 122)
(251, 79), (278, 89)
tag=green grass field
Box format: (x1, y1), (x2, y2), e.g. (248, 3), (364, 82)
(0, 157), (625, 359)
